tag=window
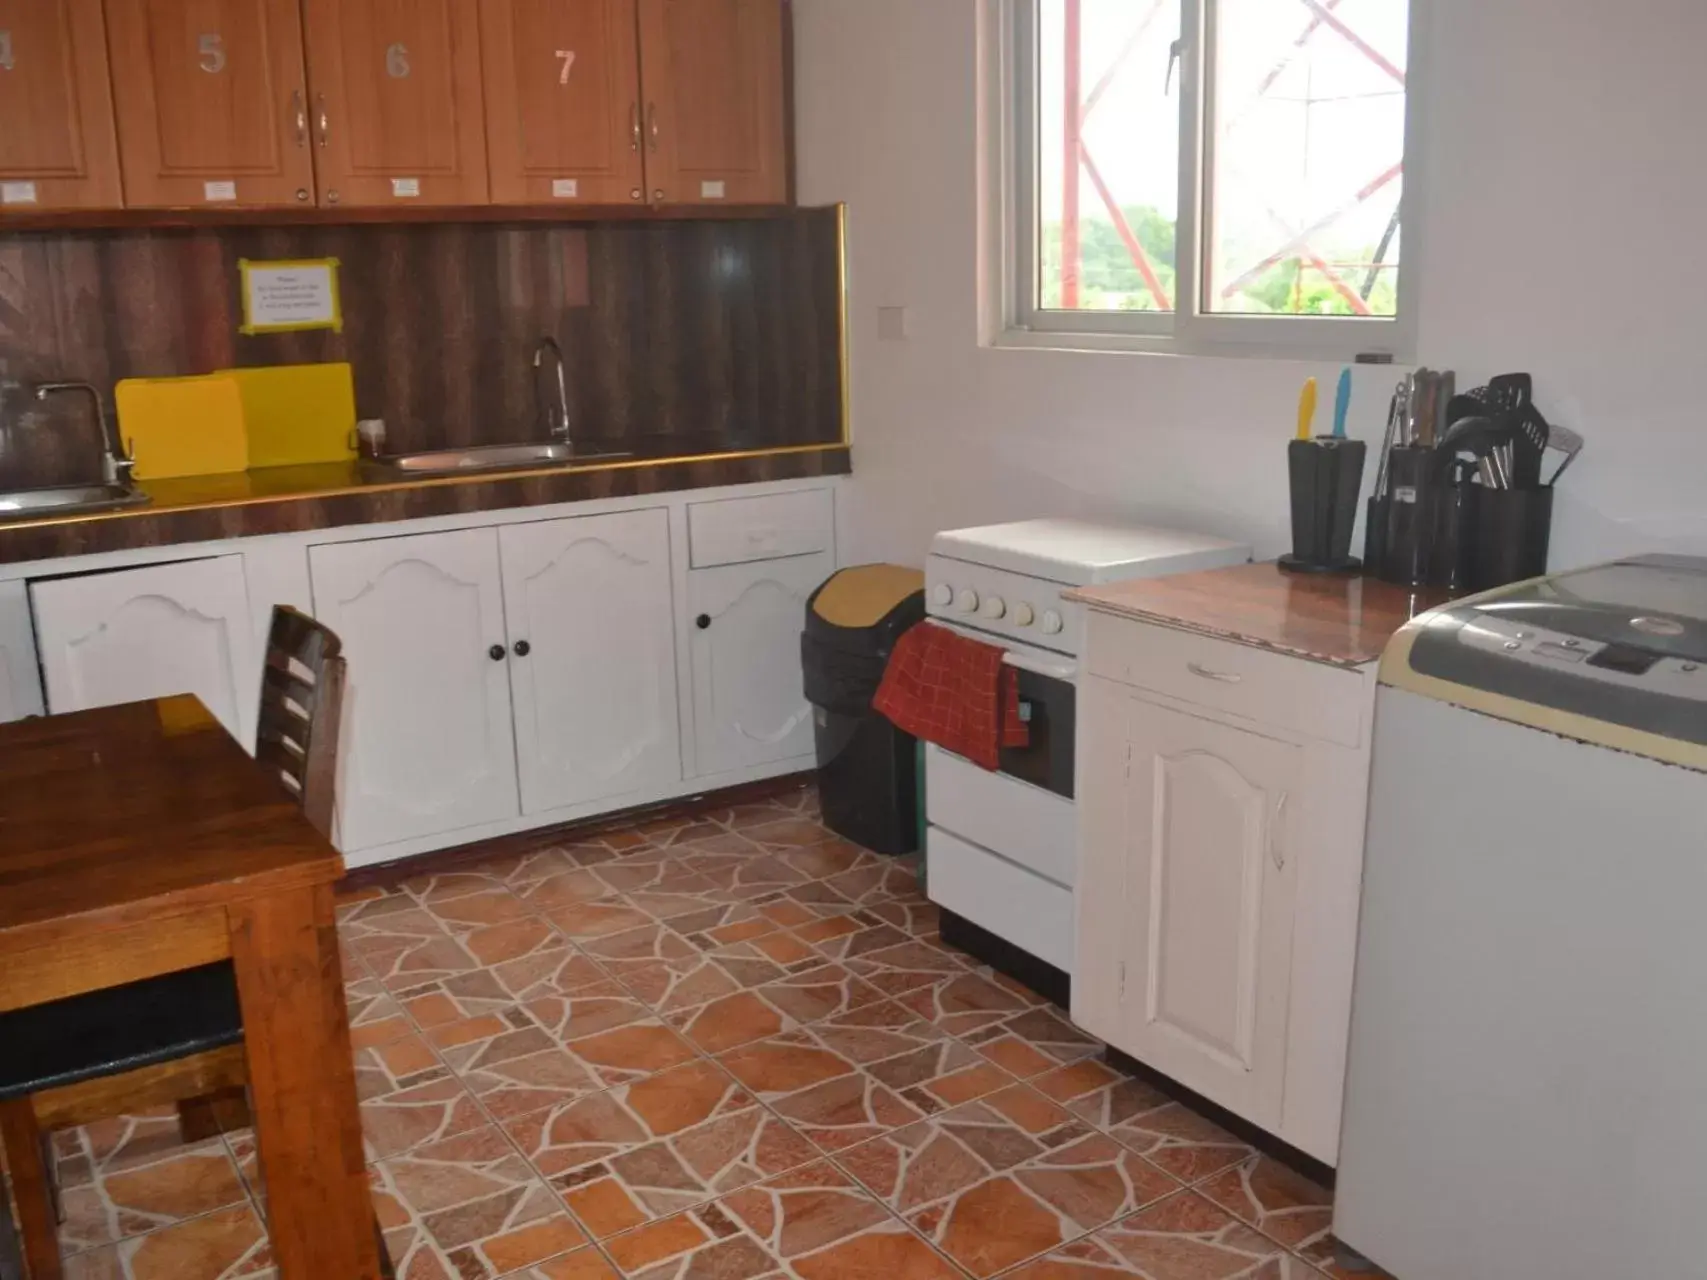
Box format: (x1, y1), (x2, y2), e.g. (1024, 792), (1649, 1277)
(1010, 0), (1416, 355)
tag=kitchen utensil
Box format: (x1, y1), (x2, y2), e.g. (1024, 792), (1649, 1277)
(1415, 371), (1441, 448)
(1430, 371), (1456, 448)
(1364, 383), (1407, 572)
(1297, 377), (1318, 441)
(1380, 445), (1441, 587)
(1332, 368), (1352, 440)
(224, 363), (357, 469)
(1439, 415), (1522, 490)
(1544, 424), (1585, 486)
(115, 375), (248, 480)
(1402, 369), (1427, 445)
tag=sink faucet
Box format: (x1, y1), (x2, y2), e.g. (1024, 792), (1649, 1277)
(34, 382), (136, 487)
(532, 338), (571, 449)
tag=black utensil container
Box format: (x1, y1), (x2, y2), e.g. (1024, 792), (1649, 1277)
(1378, 446), (1440, 587)
(1470, 486), (1554, 591)
(1430, 466), (1478, 593)
(1282, 439), (1366, 574)
(1363, 496), (1390, 574)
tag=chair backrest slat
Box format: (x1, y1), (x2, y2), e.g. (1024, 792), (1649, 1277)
(256, 605), (346, 838)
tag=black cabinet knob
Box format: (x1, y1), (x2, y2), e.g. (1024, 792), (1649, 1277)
(695, 614), (712, 630)
(513, 640), (532, 657)
(488, 644), (507, 662)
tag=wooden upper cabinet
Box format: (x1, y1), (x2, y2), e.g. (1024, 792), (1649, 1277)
(301, 0), (489, 208)
(0, 0), (123, 212)
(637, 0), (787, 206)
(481, 0), (646, 207)
(103, 0), (315, 209)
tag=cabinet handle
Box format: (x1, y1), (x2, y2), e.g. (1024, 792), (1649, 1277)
(315, 93), (330, 148)
(488, 644), (507, 662)
(1187, 661), (1242, 684)
(292, 89), (307, 147)
(1270, 791), (1288, 871)
(695, 614), (712, 631)
(513, 640), (531, 657)
(630, 103), (642, 153)
(647, 103), (659, 151)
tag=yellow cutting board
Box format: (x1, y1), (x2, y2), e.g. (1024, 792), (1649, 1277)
(224, 363), (357, 468)
(115, 375), (249, 480)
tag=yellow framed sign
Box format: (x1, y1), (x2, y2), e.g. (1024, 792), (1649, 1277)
(239, 258), (343, 335)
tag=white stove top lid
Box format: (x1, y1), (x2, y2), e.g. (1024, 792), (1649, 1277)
(930, 518), (1250, 587)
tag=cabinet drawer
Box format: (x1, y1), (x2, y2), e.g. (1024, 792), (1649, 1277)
(927, 826), (1075, 974)
(1086, 612), (1364, 747)
(689, 489), (833, 568)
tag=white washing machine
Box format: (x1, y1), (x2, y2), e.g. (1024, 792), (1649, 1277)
(1336, 555), (1707, 1280)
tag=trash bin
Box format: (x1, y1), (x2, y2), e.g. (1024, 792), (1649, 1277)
(802, 564), (926, 856)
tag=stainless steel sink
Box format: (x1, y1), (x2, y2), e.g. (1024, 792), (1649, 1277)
(0, 483), (151, 521)
(361, 441), (632, 478)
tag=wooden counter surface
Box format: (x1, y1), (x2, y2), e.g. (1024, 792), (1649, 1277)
(0, 443), (849, 567)
(1069, 562), (1448, 668)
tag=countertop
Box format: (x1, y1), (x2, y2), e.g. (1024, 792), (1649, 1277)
(1069, 561), (1448, 668)
(0, 439), (849, 567)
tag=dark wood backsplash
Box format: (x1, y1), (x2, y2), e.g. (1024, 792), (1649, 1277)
(0, 208), (843, 491)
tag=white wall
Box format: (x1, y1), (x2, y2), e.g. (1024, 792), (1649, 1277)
(796, 0), (1707, 570)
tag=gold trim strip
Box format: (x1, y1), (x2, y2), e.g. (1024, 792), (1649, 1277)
(0, 442), (851, 535)
(836, 201), (852, 447)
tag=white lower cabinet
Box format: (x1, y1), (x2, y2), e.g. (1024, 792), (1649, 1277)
(500, 509), (681, 815)
(0, 580), (44, 722)
(309, 529), (521, 851)
(689, 550), (829, 775)
(29, 556), (254, 742)
(1079, 683), (1299, 1130)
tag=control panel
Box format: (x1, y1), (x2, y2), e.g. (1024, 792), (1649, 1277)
(924, 555), (1077, 655)
(1446, 613), (1707, 704)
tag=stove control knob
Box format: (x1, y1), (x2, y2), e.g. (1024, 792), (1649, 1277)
(1040, 609), (1065, 636)
(932, 583), (953, 607)
(955, 589), (980, 614)
(981, 595), (1007, 620)
(1012, 602), (1035, 628)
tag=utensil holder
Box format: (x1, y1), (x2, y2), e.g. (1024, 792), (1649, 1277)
(1281, 438), (1366, 574)
(1363, 496), (1390, 576)
(1377, 446), (1441, 587)
(1470, 486), (1553, 591)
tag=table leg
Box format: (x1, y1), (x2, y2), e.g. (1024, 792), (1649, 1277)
(230, 883), (381, 1280)
(0, 1101), (61, 1280)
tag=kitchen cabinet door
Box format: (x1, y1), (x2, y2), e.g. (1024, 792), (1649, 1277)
(0, 0), (122, 213)
(636, 0), (787, 206)
(309, 529), (519, 851)
(103, 0), (315, 209)
(687, 550), (825, 776)
(499, 508), (680, 814)
(302, 0), (490, 208)
(29, 556), (254, 743)
(0, 580), (45, 721)
(481, 0), (646, 206)
(1080, 692), (1300, 1129)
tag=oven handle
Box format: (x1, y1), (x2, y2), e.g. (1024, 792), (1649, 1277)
(1001, 650), (1078, 683)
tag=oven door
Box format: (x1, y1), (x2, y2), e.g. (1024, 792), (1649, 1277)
(933, 621), (1077, 800)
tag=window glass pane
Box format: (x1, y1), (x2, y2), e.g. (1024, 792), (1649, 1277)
(1036, 0), (1181, 314)
(1205, 0), (1408, 318)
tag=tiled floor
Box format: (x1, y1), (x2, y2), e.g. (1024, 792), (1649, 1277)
(23, 785), (1354, 1280)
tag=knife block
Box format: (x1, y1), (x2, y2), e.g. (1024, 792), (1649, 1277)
(1281, 438), (1366, 575)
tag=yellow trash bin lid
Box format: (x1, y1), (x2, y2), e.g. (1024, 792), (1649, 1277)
(810, 564), (925, 630)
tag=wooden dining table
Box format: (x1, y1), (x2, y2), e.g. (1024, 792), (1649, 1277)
(0, 695), (383, 1279)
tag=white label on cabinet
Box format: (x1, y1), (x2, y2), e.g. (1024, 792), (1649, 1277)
(1, 181), (38, 205)
(392, 178), (421, 198)
(552, 178), (580, 199)
(204, 180), (237, 202)
(700, 180), (728, 200)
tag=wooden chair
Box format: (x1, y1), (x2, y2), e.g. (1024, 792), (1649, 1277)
(0, 607), (348, 1280)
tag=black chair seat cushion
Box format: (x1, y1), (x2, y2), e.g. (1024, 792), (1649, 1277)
(0, 963), (243, 1103)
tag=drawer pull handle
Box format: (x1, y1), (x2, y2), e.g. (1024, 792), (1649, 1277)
(1187, 662), (1242, 684)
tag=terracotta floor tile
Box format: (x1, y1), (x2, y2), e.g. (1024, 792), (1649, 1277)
(55, 1126), (250, 1256)
(490, 940), (617, 1001)
(464, 846), (583, 887)
(740, 818), (856, 853)
(794, 1002), (1014, 1116)
(512, 1247), (624, 1279)
(602, 1160), (958, 1280)
(896, 967), (1050, 1037)
(346, 977), (413, 1050)
(715, 1030), (929, 1154)
(416, 886), (535, 931)
(62, 1204), (274, 1280)
(665, 990), (791, 1054)
(1006, 1191), (1324, 1280)
(454, 914), (574, 971)
(1034, 1063), (1256, 1185)
(525, 982), (655, 1042)
(402, 867), (512, 906)
(819, 859), (921, 906)
(371, 1122), (589, 1280)
(1197, 1157), (1335, 1263)
(625, 814), (730, 849)
(557, 1020), (701, 1089)
(773, 838), (874, 881)
(839, 933), (972, 998)
(354, 1031), (488, 1162)
(357, 921), (485, 993)
(959, 1007), (1104, 1080)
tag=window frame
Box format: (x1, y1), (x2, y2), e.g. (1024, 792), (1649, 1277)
(1004, 0), (1426, 361)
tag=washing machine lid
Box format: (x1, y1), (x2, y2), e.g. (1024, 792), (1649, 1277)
(1382, 556), (1707, 770)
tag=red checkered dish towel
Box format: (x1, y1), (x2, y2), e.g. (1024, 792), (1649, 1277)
(872, 621), (1029, 772)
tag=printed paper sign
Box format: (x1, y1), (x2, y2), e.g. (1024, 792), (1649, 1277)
(204, 180), (237, 202)
(1, 182), (38, 205)
(391, 177), (421, 198)
(239, 258), (343, 335)
(701, 180), (728, 199)
(552, 179), (580, 198)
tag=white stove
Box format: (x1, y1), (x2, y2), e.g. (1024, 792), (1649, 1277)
(922, 519), (1250, 993)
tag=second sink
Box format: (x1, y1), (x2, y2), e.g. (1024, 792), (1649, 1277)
(362, 442), (632, 478)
